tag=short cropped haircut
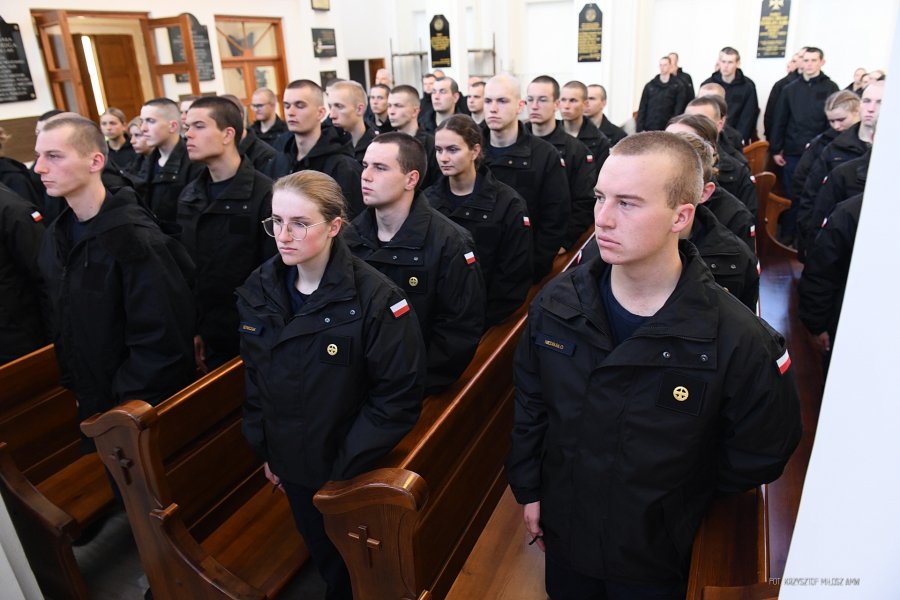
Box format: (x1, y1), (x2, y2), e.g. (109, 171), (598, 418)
(42, 116), (109, 159)
(698, 82), (726, 98)
(390, 85), (420, 104)
(563, 80), (588, 100)
(470, 81), (485, 92)
(674, 132), (718, 183)
(252, 87), (277, 103)
(274, 170), (348, 223)
(220, 94), (246, 119)
(667, 113), (719, 147)
(422, 73), (436, 82)
(434, 77), (459, 95)
(38, 109), (64, 123)
(102, 107), (127, 125)
(371, 84), (391, 96)
(436, 114), (483, 168)
(286, 80), (325, 106)
(805, 46), (825, 59)
(825, 90), (861, 114)
(144, 97), (181, 124)
(189, 96), (244, 140)
(588, 84), (608, 102)
(689, 95), (725, 119)
(660, 55), (672, 64)
(331, 81), (368, 108)
(611, 131), (702, 208)
(720, 46), (741, 60)
(530, 75), (560, 100)
(371, 132), (427, 188)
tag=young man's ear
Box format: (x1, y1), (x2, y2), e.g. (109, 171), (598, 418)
(89, 151), (106, 174)
(671, 203), (696, 234)
(699, 182), (716, 204)
(404, 169), (421, 191)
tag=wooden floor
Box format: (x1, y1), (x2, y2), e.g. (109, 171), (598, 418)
(78, 245), (821, 600)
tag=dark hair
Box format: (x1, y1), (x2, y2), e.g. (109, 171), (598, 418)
(372, 132), (427, 190)
(563, 80), (588, 100)
(371, 84), (391, 96)
(688, 95), (725, 119)
(390, 85), (420, 104)
(805, 46), (825, 59)
(38, 109), (64, 122)
(144, 97), (181, 124)
(436, 114), (483, 168)
(720, 46), (741, 60)
(286, 79), (325, 107)
(530, 75), (560, 100)
(588, 84), (608, 102)
(189, 96), (244, 141)
(667, 113), (718, 146)
(470, 81), (485, 91)
(434, 77), (459, 95)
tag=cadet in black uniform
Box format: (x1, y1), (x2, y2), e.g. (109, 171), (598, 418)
(249, 87), (288, 146)
(508, 132), (801, 600)
(238, 171), (426, 600)
(560, 80), (611, 166)
(35, 116), (195, 430)
(425, 114), (532, 326)
(345, 133), (486, 394)
(100, 107), (137, 172)
(178, 97), (276, 371)
(266, 80), (364, 219)
(387, 85), (440, 189)
(482, 74), (570, 281)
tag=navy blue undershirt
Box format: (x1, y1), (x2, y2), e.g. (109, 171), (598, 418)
(285, 267), (310, 314)
(601, 267), (649, 347)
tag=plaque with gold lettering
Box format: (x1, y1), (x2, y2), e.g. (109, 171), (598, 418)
(757, 0), (791, 58)
(0, 18), (36, 103)
(430, 15), (451, 68)
(577, 4), (603, 63)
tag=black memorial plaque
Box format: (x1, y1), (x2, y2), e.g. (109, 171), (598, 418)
(577, 4), (603, 63)
(168, 13), (215, 83)
(0, 19), (36, 103)
(312, 28), (337, 58)
(430, 15), (451, 68)
(757, 0), (791, 58)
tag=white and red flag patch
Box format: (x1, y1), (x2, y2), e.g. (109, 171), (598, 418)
(390, 299), (410, 318)
(464, 251), (476, 265)
(586, 154), (594, 164)
(523, 215), (531, 227)
(31, 211), (43, 222)
(560, 157), (566, 168)
(750, 224), (756, 238)
(776, 349), (791, 375)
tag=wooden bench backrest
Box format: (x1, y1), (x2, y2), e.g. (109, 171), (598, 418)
(0, 345), (81, 482)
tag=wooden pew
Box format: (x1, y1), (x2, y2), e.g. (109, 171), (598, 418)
(0, 344), (116, 600)
(313, 234), (590, 600)
(81, 357), (308, 600)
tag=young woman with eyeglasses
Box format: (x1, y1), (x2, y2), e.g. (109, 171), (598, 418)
(236, 170), (426, 600)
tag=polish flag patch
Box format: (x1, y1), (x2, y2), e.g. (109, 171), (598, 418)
(586, 154), (594, 164)
(464, 251), (477, 265)
(750, 175), (756, 184)
(750, 224), (756, 238)
(757, 260), (761, 275)
(523, 216), (531, 227)
(390, 299), (410, 319)
(776, 349), (791, 375)
(31, 210), (43, 222)
(560, 157), (566, 168)
(821, 217), (828, 228)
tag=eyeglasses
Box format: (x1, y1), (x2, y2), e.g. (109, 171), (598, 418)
(261, 217), (328, 241)
(250, 103), (271, 110)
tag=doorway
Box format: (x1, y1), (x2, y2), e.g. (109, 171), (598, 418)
(73, 34), (145, 122)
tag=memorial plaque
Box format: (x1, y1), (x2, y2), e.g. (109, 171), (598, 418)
(312, 28), (337, 58)
(320, 70), (337, 88)
(577, 4), (603, 63)
(430, 15), (451, 68)
(168, 13), (215, 83)
(0, 18), (36, 104)
(757, 0), (791, 58)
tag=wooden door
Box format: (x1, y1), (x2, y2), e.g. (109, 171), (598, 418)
(368, 58), (386, 87)
(142, 14), (200, 97)
(93, 35), (145, 120)
(33, 10), (90, 115)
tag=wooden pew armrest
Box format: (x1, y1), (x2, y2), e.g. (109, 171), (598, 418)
(314, 468), (429, 515)
(0, 441), (76, 539)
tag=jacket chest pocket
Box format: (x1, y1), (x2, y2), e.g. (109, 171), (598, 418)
(221, 203), (253, 235)
(402, 268), (428, 294)
(319, 335), (352, 366)
(656, 371), (707, 416)
(705, 259), (745, 295)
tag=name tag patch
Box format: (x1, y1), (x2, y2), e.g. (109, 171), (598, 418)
(536, 334), (575, 356)
(239, 322), (263, 335)
(656, 371), (706, 416)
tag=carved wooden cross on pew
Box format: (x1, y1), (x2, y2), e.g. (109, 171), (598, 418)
(348, 524), (381, 567)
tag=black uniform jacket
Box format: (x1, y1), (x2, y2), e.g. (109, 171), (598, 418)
(769, 72), (839, 156)
(526, 121), (597, 249)
(37, 188), (196, 421)
(791, 128), (840, 198)
(764, 70), (799, 140)
(598, 115), (627, 147)
(798, 193), (861, 343)
(0, 157), (42, 208)
(575, 119), (611, 168)
(177, 157), (276, 357)
(250, 116), (288, 147)
(237, 238), (426, 487)
(701, 70), (760, 143)
(806, 151), (869, 256)
(706, 185), (755, 254)
(344, 194), (486, 393)
(352, 126), (376, 164)
(716, 151), (757, 216)
(239, 129), (277, 172)
(424, 166), (533, 326)
(127, 139), (205, 225)
(265, 125), (365, 219)
(0, 184), (50, 364)
(482, 122), (571, 281)
(507, 241), (801, 583)
(107, 141), (138, 173)
(636, 76), (689, 132)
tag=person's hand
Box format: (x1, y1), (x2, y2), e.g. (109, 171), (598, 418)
(773, 153), (786, 167)
(815, 331), (832, 353)
(193, 335), (208, 374)
(264, 462), (283, 493)
(524, 501), (545, 552)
